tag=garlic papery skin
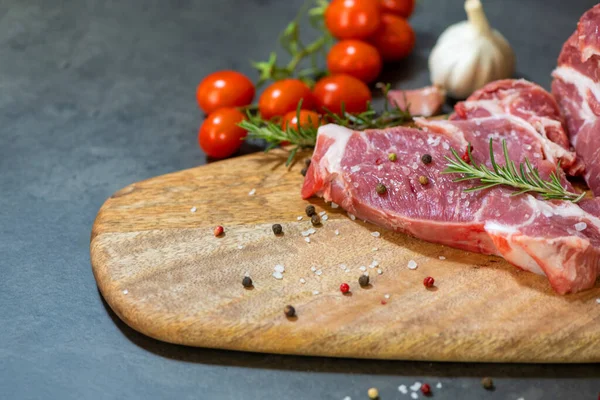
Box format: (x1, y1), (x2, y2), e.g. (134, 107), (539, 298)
(429, 0), (515, 99)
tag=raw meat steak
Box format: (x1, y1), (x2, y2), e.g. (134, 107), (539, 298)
(387, 86), (446, 117)
(302, 120), (598, 294)
(451, 79), (583, 175)
(552, 4), (600, 194)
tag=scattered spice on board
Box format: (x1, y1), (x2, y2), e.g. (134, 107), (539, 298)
(436, 383), (442, 389)
(335, 229), (340, 235)
(300, 167), (307, 176)
(439, 256), (446, 260)
(423, 276), (435, 288)
(388, 152), (397, 162)
(248, 188), (256, 196)
(421, 153), (433, 164)
(304, 159), (311, 167)
(481, 377), (494, 390)
(305, 205), (316, 217)
(319, 211), (327, 217)
(284, 305), (296, 318)
(272, 224), (283, 235)
(421, 383), (431, 395)
(190, 206), (197, 213)
(297, 216), (303, 221)
(214, 225), (224, 237)
(359, 274), (369, 287)
(299, 278), (306, 284)
(242, 276), (253, 288)
(122, 289), (128, 295)
(376, 183), (387, 195)
(419, 175), (429, 185)
(398, 385), (408, 394)
(381, 300), (387, 305)
(340, 283), (350, 294)
(311, 214), (321, 225)
(408, 260), (418, 270)
(367, 388), (379, 399)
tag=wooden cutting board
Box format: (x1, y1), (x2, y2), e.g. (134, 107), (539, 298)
(91, 148), (600, 363)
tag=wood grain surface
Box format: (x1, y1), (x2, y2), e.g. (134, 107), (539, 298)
(91, 149), (600, 362)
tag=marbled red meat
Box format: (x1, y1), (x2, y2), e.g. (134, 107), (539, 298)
(552, 4), (600, 194)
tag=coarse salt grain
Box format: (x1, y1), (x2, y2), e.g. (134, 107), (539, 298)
(410, 382), (421, 391)
(371, 260), (379, 267)
(319, 211), (327, 217)
(123, 289), (128, 295)
(315, 269), (322, 276)
(369, 264), (375, 269)
(575, 222), (587, 231)
(377, 269), (383, 275)
(313, 290), (320, 295)
(442, 141), (450, 150)
(359, 266), (367, 272)
(371, 231), (381, 238)
(439, 256), (446, 260)
(345, 268), (350, 273)
(335, 229), (340, 236)
(237, 244), (244, 249)
(343, 397), (351, 400)
(384, 294), (390, 299)
(596, 298), (600, 304)
(244, 271), (250, 277)
(436, 382), (442, 389)
(248, 188), (256, 196)
(372, 247), (378, 251)
(398, 385), (408, 394)
(410, 393), (418, 399)
(339, 264), (347, 270)
(297, 216), (303, 221)
(300, 278), (306, 284)
(350, 165), (360, 173)
(322, 215), (329, 221)
(311, 266), (317, 272)
(348, 213), (356, 221)
(305, 237), (311, 243)
(331, 202), (339, 209)
(517, 398), (524, 400)
(190, 207), (197, 213)
(408, 260), (418, 270)
(274, 264), (285, 273)
(273, 271), (283, 280)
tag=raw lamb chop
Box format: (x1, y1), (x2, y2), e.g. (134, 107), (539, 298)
(301, 120), (598, 294)
(387, 86), (446, 117)
(552, 4), (600, 194)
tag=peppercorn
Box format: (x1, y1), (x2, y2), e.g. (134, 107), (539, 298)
(423, 276), (435, 288)
(311, 214), (321, 225)
(305, 205), (316, 217)
(304, 159), (311, 167)
(340, 283), (350, 294)
(421, 153), (433, 164)
(421, 383), (431, 395)
(388, 152), (397, 162)
(358, 274), (370, 287)
(272, 223), (283, 235)
(300, 167), (307, 176)
(462, 145), (474, 163)
(214, 225), (224, 237)
(368, 387), (379, 399)
(376, 183), (387, 195)
(242, 276), (253, 288)
(419, 175), (429, 185)
(481, 377), (494, 390)
(284, 305), (296, 318)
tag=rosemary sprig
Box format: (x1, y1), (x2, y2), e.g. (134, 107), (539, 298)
(443, 139), (586, 202)
(238, 84), (413, 165)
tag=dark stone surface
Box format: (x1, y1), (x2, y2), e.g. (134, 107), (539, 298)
(1, 0), (599, 399)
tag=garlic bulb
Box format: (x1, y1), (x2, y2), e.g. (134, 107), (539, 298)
(429, 0), (515, 99)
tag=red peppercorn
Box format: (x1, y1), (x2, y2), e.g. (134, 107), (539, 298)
(423, 276), (435, 288)
(340, 283), (350, 294)
(421, 383), (431, 395)
(461, 144), (474, 163)
(214, 225), (224, 237)
(380, 300), (387, 305)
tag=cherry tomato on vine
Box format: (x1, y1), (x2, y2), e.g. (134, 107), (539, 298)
(325, 0), (381, 40)
(196, 71), (255, 114)
(198, 108), (247, 159)
(327, 40), (382, 83)
(380, 0), (415, 19)
(312, 74), (372, 115)
(258, 79), (314, 120)
(281, 110), (322, 131)
(368, 13), (415, 62)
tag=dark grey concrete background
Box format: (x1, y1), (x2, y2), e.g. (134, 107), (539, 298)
(2, 0), (600, 399)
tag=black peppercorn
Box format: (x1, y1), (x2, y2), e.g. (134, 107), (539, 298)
(359, 274), (370, 287)
(305, 205), (316, 217)
(311, 214), (321, 225)
(419, 175), (429, 185)
(304, 159), (311, 167)
(421, 154), (433, 164)
(242, 276), (253, 288)
(376, 183), (387, 195)
(481, 377), (494, 390)
(272, 224), (283, 235)
(300, 167), (307, 176)
(284, 305), (296, 317)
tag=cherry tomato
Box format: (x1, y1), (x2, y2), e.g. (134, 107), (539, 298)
(380, 0), (415, 19)
(196, 71), (255, 114)
(258, 79), (314, 120)
(368, 13), (415, 62)
(198, 108), (247, 159)
(327, 40), (382, 83)
(325, 0), (381, 40)
(313, 74), (372, 115)
(281, 110), (322, 130)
